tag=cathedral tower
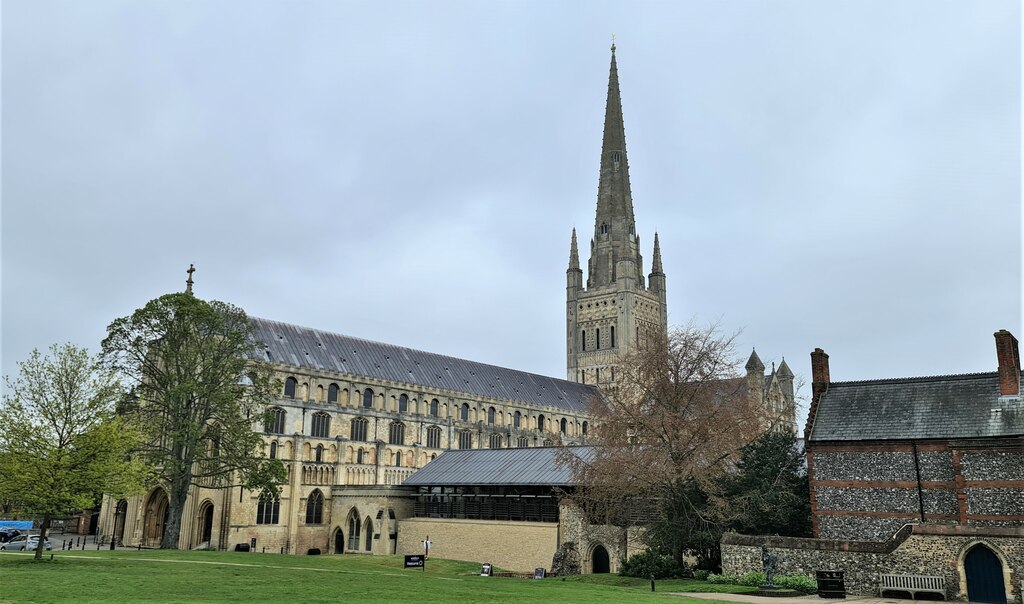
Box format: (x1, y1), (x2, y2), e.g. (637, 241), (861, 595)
(567, 45), (668, 386)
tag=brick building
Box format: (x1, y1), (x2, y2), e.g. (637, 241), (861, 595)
(723, 329), (1023, 602)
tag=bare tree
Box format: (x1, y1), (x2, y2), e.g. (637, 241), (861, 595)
(564, 321), (766, 566)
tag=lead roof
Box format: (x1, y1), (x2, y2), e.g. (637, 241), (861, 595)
(808, 371), (1024, 441)
(250, 318), (602, 413)
(402, 446), (596, 487)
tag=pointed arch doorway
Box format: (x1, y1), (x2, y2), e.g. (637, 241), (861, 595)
(197, 502), (214, 546)
(142, 489), (169, 547)
(592, 544), (610, 574)
(333, 528), (344, 554)
(965, 545), (1006, 604)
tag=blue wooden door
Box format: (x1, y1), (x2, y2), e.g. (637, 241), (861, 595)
(965, 545), (1006, 604)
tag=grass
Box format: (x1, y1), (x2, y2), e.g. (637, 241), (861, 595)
(0, 549), (757, 603)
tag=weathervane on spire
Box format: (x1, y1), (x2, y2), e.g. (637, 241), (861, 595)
(185, 263), (196, 295)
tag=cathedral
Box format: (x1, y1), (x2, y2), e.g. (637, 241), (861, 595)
(99, 46), (795, 570)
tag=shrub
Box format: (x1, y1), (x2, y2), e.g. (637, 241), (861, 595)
(619, 550), (683, 579)
(775, 574), (817, 594)
(707, 572), (817, 594)
(693, 569), (710, 581)
(706, 573), (736, 584)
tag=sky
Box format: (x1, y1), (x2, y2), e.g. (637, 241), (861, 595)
(2, 1), (1021, 423)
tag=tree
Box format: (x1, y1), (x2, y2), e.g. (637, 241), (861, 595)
(565, 322), (766, 569)
(722, 429), (811, 538)
(0, 344), (149, 560)
(101, 292), (285, 549)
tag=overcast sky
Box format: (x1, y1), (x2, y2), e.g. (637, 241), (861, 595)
(3, 1), (1021, 422)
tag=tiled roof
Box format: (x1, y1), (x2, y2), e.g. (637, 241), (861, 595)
(250, 318), (601, 413)
(402, 446), (596, 487)
(809, 371), (1024, 441)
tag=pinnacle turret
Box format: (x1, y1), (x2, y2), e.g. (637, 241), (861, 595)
(777, 358), (794, 379)
(745, 348), (765, 372)
(568, 228), (580, 271)
(651, 232), (663, 274)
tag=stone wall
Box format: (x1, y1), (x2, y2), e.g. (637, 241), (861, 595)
(396, 517), (558, 573)
(722, 525), (1024, 602)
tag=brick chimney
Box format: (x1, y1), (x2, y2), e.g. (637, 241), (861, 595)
(994, 329), (1020, 396)
(804, 348), (831, 440)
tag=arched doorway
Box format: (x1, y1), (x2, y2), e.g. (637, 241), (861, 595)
(197, 502), (214, 546)
(142, 489), (169, 547)
(333, 528), (344, 554)
(965, 545), (1006, 604)
(592, 544), (610, 574)
(114, 500), (128, 546)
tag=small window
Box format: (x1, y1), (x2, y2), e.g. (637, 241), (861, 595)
(310, 412), (330, 438)
(460, 403), (469, 422)
(265, 407), (286, 434)
(596, 328), (601, 350)
(582, 421), (589, 436)
(489, 433), (502, 449)
(426, 426), (441, 449)
(430, 453), (436, 461)
(517, 436), (529, 448)
(315, 444), (323, 463)
(350, 417), (368, 441)
(430, 399), (439, 417)
(560, 418), (567, 434)
(487, 407), (495, 425)
(356, 449), (364, 464)
(269, 441), (278, 459)
(395, 452), (402, 467)
(513, 411), (521, 429)
(582, 330), (587, 351)
(389, 422), (405, 446)
(398, 394), (408, 414)
(256, 492), (280, 525)
(328, 383), (340, 404)
(284, 377), (297, 399)
(362, 389), (374, 409)
(596, 367), (600, 383)
(537, 414), (545, 432)
(305, 490), (324, 524)
(458, 430), (472, 450)
(611, 326), (616, 348)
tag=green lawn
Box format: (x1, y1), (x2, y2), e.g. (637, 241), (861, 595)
(0, 549), (756, 603)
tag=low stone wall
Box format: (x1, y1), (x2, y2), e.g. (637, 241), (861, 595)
(722, 525), (1023, 602)
(397, 517), (558, 573)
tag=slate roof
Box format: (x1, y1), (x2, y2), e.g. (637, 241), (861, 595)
(250, 318), (601, 413)
(809, 371), (1024, 441)
(402, 446), (596, 487)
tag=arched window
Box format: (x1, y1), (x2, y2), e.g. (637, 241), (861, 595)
(356, 449), (364, 464)
(315, 384), (324, 402)
(347, 511), (361, 550)
(394, 451), (402, 467)
(487, 407), (495, 425)
(269, 441), (278, 459)
(315, 444), (324, 463)
(265, 407), (286, 434)
(513, 410), (521, 428)
(596, 328), (601, 350)
(362, 389), (374, 409)
(284, 377), (297, 399)
(256, 492), (280, 525)
(310, 412), (330, 438)
(517, 436), (529, 448)
(582, 330), (587, 351)
(328, 383), (339, 404)
(537, 414), (545, 432)
(458, 430), (472, 450)
(426, 426), (441, 449)
(543, 439), (553, 446)
(560, 418), (567, 434)
(489, 434), (502, 449)
(611, 326), (616, 348)
(350, 417), (368, 441)
(305, 490), (324, 524)
(582, 421), (589, 436)
(398, 394), (408, 414)
(460, 403), (469, 422)
(389, 422), (405, 446)
(430, 399), (439, 417)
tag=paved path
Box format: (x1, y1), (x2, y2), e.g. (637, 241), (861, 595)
(674, 593), (901, 604)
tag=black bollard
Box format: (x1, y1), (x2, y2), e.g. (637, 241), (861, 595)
(81, 540), (85, 551)
(650, 575), (655, 592)
(138, 543), (141, 551)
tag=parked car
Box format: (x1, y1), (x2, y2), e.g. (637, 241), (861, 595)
(0, 535), (52, 551)
(0, 528), (21, 543)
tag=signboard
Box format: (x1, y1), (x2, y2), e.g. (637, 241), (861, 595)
(250, 537), (257, 551)
(480, 563), (492, 577)
(404, 555), (425, 569)
(533, 567), (546, 580)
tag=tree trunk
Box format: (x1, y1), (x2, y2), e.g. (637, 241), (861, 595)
(34, 513), (50, 561)
(161, 480), (190, 549)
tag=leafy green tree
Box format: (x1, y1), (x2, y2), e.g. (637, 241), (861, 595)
(0, 344), (149, 560)
(723, 429), (811, 538)
(101, 293), (284, 549)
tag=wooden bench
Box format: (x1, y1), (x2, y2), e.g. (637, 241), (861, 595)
(879, 574), (946, 600)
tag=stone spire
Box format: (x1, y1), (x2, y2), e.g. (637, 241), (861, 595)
(745, 348), (765, 372)
(651, 232), (663, 274)
(589, 44), (639, 288)
(777, 358), (794, 379)
(568, 228), (580, 271)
